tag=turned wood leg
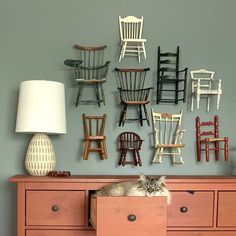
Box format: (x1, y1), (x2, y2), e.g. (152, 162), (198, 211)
(224, 137), (229, 161)
(205, 139), (210, 162)
(215, 141), (220, 161)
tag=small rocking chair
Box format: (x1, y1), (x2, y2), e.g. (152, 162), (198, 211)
(118, 132), (143, 166)
(151, 109), (185, 164)
(196, 115), (228, 162)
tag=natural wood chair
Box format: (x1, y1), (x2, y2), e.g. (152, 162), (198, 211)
(82, 114), (108, 160)
(115, 68), (153, 126)
(157, 46), (188, 104)
(118, 16), (147, 63)
(196, 115), (228, 162)
(64, 45), (110, 107)
(190, 69), (222, 112)
(118, 132), (144, 166)
(151, 109), (185, 164)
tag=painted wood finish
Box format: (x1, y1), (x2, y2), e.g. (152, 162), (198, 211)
(10, 175), (236, 236)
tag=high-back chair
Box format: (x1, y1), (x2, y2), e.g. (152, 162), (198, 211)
(157, 46), (188, 104)
(118, 132), (143, 166)
(82, 114), (108, 160)
(115, 68), (153, 126)
(196, 115), (228, 162)
(151, 109), (185, 164)
(118, 16), (146, 63)
(64, 45), (110, 107)
(190, 69), (222, 112)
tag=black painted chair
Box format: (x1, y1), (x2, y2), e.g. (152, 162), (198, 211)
(115, 68), (153, 126)
(157, 46), (188, 104)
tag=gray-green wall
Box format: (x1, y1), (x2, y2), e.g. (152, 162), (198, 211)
(1, 0), (236, 235)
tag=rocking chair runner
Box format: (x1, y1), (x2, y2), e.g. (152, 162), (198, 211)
(82, 114), (108, 160)
(151, 109), (185, 164)
(115, 68), (153, 126)
(196, 115), (228, 162)
(118, 132), (143, 166)
(64, 45), (110, 107)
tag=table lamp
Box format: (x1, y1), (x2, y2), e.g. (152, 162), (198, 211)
(15, 80), (67, 176)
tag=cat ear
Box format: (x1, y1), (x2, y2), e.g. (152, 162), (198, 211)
(157, 176), (166, 185)
(139, 173), (146, 182)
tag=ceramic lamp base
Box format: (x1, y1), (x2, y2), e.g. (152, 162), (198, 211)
(25, 133), (56, 176)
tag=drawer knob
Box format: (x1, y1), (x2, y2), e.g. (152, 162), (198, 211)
(128, 214), (136, 221)
(52, 205), (59, 212)
(180, 206), (188, 213)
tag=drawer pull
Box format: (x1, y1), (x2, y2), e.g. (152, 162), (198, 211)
(127, 214), (136, 221)
(180, 206), (188, 213)
(51, 205), (59, 212)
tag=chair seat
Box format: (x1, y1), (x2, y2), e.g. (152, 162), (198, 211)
(76, 79), (106, 83)
(156, 144), (185, 148)
(121, 39), (147, 43)
(200, 138), (226, 143)
(195, 89), (222, 95)
(123, 100), (149, 105)
(86, 136), (106, 140)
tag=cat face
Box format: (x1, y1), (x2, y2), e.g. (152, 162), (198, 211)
(138, 175), (166, 197)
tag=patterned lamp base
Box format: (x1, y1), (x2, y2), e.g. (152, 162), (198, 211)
(25, 133), (56, 176)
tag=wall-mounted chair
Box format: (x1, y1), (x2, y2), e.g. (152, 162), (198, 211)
(157, 46), (188, 104)
(196, 115), (228, 162)
(64, 45), (110, 107)
(118, 16), (146, 63)
(82, 114), (108, 160)
(151, 109), (185, 164)
(190, 69), (222, 112)
(115, 68), (153, 126)
(118, 132), (143, 166)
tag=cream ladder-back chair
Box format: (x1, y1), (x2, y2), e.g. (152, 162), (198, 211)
(118, 16), (146, 63)
(151, 109), (185, 164)
(190, 68), (222, 112)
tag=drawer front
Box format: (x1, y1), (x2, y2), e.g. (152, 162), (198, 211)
(95, 196), (167, 236)
(167, 191), (214, 227)
(26, 230), (95, 236)
(218, 191), (236, 227)
(26, 191), (85, 226)
(167, 231), (236, 236)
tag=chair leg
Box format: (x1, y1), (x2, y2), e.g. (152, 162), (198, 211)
(138, 105), (143, 126)
(83, 140), (91, 160)
(216, 94), (221, 110)
(215, 141), (220, 161)
(207, 96), (211, 112)
(119, 44), (125, 62)
(142, 42), (146, 59)
(205, 139), (210, 161)
(76, 84), (84, 107)
(197, 141), (201, 161)
(191, 96), (194, 112)
(95, 84), (101, 107)
(99, 84), (106, 105)
(159, 147), (164, 163)
(196, 94), (200, 110)
(97, 140), (105, 160)
(119, 104), (127, 126)
(143, 104), (150, 126)
(152, 148), (160, 163)
(138, 45), (141, 63)
(224, 137), (229, 161)
(136, 150), (142, 166)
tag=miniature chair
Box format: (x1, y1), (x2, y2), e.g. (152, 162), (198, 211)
(115, 68), (153, 126)
(64, 45), (110, 107)
(118, 132), (143, 166)
(151, 109), (185, 164)
(82, 114), (108, 160)
(196, 115), (228, 162)
(157, 46), (188, 104)
(190, 69), (222, 112)
(118, 16), (146, 63)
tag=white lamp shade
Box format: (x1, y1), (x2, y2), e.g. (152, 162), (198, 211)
(15, 80), (66, 134)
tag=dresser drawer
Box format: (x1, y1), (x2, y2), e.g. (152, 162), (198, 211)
(26, 190), (85, 226)
(167, 191), (214, 227)
(218, 191), (236, 227)
(26, 230), (95, 236)
(91, 196), (167, 236)
(167, 231), (236, 236)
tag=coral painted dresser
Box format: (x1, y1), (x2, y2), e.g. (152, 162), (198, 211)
(10, 175), (236, 236)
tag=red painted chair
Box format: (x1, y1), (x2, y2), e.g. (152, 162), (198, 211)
(196, 115), (228, 162)
(118, 132), (143, 166)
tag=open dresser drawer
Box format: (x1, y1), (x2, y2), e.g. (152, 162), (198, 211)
(90, 196), (167, 236)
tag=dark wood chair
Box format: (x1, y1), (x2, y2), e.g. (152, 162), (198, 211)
(64, 45), (110, 107)
(196, 115), (228, 162)
(118, 132), (143, 166)
(157, 46), (188, 104)
(82, 114), (108, 160)
(115, 68), (153, 126)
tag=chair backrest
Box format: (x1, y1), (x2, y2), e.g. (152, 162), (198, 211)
(83, 114), (106, 138)
(190, 69), (215, 90)
(119, 16), (144, 41)
(119, 132), (143, 150)
(196, 115), (219, 141)
(151, 109), (183, 145)
(74, 45), (109, 80)
(115, 68), (150, 102)
(157, 46), (179, 80)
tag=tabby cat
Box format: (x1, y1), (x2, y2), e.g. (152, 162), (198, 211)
(93, 174), (171, 204)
